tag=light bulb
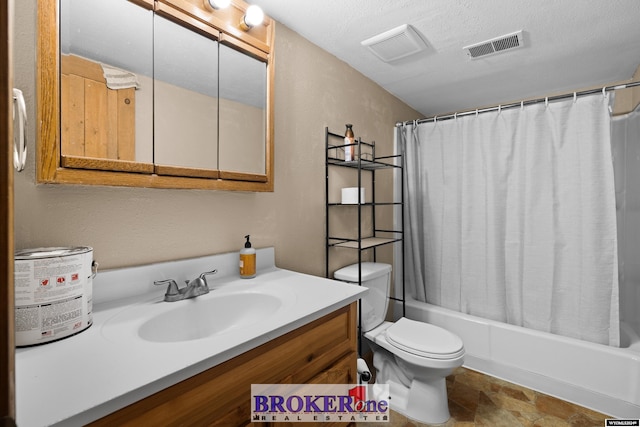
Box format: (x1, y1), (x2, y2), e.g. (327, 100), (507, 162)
(242, 5), (264, 29)
(207, 0), (231, 10)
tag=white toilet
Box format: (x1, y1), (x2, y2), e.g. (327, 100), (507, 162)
(334, 262), (465, 424)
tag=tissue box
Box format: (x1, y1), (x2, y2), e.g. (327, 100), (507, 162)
(341, 187), (365, 204)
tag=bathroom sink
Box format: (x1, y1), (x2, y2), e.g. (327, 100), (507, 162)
(100, 284), (295, 345)
(138, 292), (283, 343)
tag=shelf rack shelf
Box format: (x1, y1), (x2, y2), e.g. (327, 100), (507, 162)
(328, 236), (402, 250)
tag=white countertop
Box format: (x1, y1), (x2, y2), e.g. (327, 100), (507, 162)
(16, 249), (366, 426)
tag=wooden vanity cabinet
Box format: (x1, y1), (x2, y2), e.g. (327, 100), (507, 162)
(89, 303), (357, 427)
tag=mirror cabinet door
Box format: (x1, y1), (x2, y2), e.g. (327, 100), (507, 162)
(153, 14), (220, 178)
(42, 0), (274, 190)
(60, 0), (154, 168)
(218, 43), (267, 180)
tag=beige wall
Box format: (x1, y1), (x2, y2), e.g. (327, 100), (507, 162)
(613, 66), (640, 116)
(135, 73), (265, 173)
(13, 1), (420, 279)
(153, 78), (218, 169)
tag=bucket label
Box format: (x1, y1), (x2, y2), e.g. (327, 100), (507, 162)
(14, 251), (93, 346)
(15, 255), (86, 305)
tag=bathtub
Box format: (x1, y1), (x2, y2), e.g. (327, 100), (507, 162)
(393, 297), (640, 418)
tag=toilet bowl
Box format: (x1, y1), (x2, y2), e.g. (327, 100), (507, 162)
(334, 263), (465, 424)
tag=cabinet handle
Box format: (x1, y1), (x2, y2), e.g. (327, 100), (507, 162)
(13, 88), (27, 172)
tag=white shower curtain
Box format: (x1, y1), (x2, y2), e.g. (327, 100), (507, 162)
(611, 103), (640, 335)
(402, 94), (620, 346)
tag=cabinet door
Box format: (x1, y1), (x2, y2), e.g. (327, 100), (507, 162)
(218, 42), (266, 178)
(60, 0), (153, 165)
(153, 12), (219, 175)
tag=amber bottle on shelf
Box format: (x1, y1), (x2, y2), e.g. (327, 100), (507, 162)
(344, 124), (355, 161)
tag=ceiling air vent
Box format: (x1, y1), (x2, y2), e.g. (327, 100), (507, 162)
(362, 24), (428, 63)
(463, 30), (524, 59)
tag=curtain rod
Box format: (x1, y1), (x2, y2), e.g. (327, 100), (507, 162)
(395, 80), (640, 127)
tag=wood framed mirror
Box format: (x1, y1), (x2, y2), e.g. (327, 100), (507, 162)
(37, 0), (274, 191)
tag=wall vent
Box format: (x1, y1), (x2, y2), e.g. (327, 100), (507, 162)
(362, 24), (428, 63)
(463, 30), (524, 59)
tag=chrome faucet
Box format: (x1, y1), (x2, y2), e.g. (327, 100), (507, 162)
(154, 269), (218, 302)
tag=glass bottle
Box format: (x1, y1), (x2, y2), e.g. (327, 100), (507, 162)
(344, 124), (355, 162)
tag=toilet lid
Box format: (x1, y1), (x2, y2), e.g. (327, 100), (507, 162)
(385, 318), (464, 359)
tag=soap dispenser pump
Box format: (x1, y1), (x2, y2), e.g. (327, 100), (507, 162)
(239, 235), (256, 279)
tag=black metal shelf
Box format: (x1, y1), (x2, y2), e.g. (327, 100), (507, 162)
(325, 126), (406, 356)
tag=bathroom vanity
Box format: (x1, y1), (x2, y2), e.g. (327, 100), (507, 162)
(91, 304), (356, 426)
(15, 249), (366, 426)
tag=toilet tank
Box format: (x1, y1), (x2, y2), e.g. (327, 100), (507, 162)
(334, 262), (392, 332)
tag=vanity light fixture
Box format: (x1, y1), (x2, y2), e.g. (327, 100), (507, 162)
(207, 0), (231, 10)
(240, 5), (264, 31)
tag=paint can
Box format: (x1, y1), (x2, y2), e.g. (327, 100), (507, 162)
(14, 247), (98, 347)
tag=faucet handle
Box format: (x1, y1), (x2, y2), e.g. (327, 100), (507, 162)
(154, 279), (180, 297)
(199, 269), (218, 287)
(185, 269), (217, 291)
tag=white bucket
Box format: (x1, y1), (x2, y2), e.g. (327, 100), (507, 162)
(14, 247), (97, 347)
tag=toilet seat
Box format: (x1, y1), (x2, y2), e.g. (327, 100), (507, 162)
(385, 318), (464, 360)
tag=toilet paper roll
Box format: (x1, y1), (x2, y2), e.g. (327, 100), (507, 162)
(342, 187), (365, 204)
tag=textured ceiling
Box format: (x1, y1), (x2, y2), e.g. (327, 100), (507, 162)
(249, 0), (640, 117)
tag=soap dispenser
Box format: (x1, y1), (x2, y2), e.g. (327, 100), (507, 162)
(239, 235), (256, 279)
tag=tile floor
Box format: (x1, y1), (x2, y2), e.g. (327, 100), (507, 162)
(359, 367), (610, 427)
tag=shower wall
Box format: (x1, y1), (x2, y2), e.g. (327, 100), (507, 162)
(612, 106), (640, 333)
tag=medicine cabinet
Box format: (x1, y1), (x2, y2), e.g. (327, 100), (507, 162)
(37, 0), (274, 191)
